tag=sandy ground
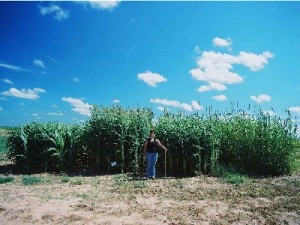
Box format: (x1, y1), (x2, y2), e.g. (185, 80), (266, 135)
(0, 170), (300, 225)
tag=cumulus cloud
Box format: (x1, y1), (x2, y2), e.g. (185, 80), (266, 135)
(191, 100), (203, 110)
(112, 99), (120, 103)
(190, 51), (244, 87)
(238, 51), (274, 71)
(87, 1), (121, 10)
(197, 81), (227, 92)
(189, 38), (274, 92)
(62, 97), (91, 116)
(212, 37), (232, 48)
(138, 71), (167, 87)
(39, 4), (69, 21)
(1, 87), (46, 100)
(33, 59), (45, 68)
(0, 62), (29, 72)
(150, 98), (203, 112)
(250, 94), (271, 103)
(1, 79), (14, 85)
(289, 106), (300, 114)
(212, 95), (227, 102)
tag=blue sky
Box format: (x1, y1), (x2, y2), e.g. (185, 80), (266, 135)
(0, 1), (300, 133)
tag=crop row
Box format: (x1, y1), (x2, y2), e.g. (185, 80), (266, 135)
(5, 105), (298, 176)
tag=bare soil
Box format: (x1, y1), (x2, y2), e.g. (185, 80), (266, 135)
(0, 154), (300, 225)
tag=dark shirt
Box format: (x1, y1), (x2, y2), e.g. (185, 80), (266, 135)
(146, 138), (158, 153)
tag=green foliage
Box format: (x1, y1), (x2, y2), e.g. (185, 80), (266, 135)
(0, 136), (6, 154)
(60, 175), (70, 183)
(217, 107), (298, 176)
(5, 105), (298, 177)
(22, 175), (42, 185)
(5, 122), (81, 173)
(212, 165), (249, 185)
(83, 106), (152, 174)
(70, 178), (83, 185)
(113, 173), (129, 187)
(0, 176), (14, 184)
(133, 180), (148, 188)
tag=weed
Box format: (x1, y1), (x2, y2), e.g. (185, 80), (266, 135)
(133, 180), (148, 188)
(114, 173), (129, 187)
(213, 165), (249, 185)
(60, 175), (70, 183)
(70, 178), (82, 185)
(22, 175), (42, 185)
(0, 176), (14, 184)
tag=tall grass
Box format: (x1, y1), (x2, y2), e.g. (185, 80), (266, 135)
(0, 136), (6, 154)
(5, 105), (298, 176)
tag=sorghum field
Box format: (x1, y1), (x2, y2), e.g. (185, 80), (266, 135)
(0, 105), (299, 224)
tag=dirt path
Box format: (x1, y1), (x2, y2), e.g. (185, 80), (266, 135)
(0, 172), (300, 225)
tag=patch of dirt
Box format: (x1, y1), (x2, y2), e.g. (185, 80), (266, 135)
(0, 172), (299, 225)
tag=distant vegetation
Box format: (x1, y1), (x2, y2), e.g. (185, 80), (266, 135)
(0, 128), (9, 154)
(4, 105), (299, 177)
(0, 136), (6, 154)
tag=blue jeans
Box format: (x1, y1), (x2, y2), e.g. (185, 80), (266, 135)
(146, 152), (158, 178)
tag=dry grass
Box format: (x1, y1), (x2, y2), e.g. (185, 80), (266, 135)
(0, 171), (299, 225)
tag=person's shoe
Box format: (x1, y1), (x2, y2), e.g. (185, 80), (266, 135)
(151, 176), (155, 180)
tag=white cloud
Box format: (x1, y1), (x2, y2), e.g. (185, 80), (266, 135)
(189, 39), (274, 92)
(181, 103), (193, 112)
(112, 99), (120, 103)
(48, 112), (63, 116)
(150, 98), (181, 108)
(137, 71), (167, 87)
(33, 59), (45, 68)
(157, 106), (165, 111)
(289, 106), (300, 114)
(87, 1), (121, 10)
(194, 45), (201, 54)
(0, 62), (29, 72)
(197, 81), (227, 92)
(1, 87), (46, 100)
(212, 95), (227, 102)
(191, 100), (203, 110)
(1, 79), (14, 85)
(212, 37), (232, 48)
(62, 97), (91, 117)
(190, 51), (244, 85)
(237, 51), (274, 71)
(262, 110), (276, 116)
(250, 94), (271, 103)
(39, 4), (69, 21)
(150, 98), (203, 112)
(72, 77), (80, 83)
(33, 88), (46, 93)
